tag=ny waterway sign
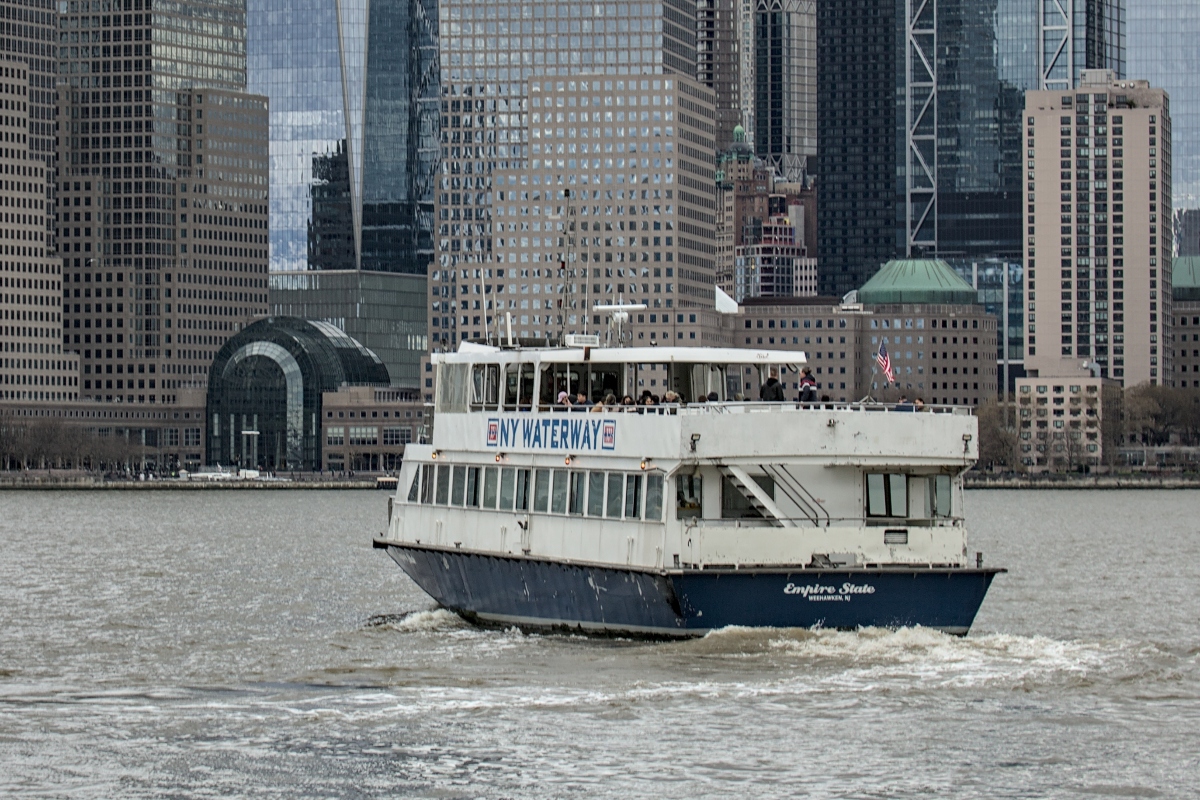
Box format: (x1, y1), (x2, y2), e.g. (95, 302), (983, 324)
(486, 416), (617, 451)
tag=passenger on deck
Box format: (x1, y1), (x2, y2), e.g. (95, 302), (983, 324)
(590, 401), (605, 413)
(620, 395), (636, 411)
(557, 391), (572, 409)
(760, 367), (785, 402)
(914, 397), (927, 411)
(895, 395), (915, 412)
(798, 367), (818, 403)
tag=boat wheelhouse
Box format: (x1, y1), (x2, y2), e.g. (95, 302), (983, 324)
(374, 342), (1002, 636)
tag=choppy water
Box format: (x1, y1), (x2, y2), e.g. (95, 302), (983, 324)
(0, 489), (1198, 798)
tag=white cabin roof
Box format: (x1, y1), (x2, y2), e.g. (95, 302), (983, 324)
(433, 343), (807, 367)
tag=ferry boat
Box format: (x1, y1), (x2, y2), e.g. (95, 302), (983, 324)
(373, 339), (1004, 637)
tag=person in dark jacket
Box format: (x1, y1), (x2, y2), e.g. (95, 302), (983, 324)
(798, 367), (818, 403)
(760, 367), (786, 402)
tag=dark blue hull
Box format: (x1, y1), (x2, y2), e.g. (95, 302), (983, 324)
(375, 541), (1002, 637)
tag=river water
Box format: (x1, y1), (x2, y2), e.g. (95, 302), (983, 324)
(0, 489), (1197, 798)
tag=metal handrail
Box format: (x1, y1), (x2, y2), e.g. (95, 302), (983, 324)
(684, 515), (965, 529)
(527, 401), (973, 415)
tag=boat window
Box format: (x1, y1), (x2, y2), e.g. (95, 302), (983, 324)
(541, 363), (583, 408)
(866, 473), (907, 517)
(499, 467), (516, 510)
(514, 468), (531, 511)
(624, 474), (643, 519)
(585, 364), (623, 404)
(928, 474), (952, 517)
(721, 475), (774, 519)
(606, 472), (624, 518)
(436, 363), (471, 413)
(420, 464), (434, 504)
(551, 470), (569, 514)
(676, 474), (702, 519)
(482, 467), (498, 509)
(533, 469), (551, 512)
(465, 467), (480, 507)
(587, 471), (605, 516)
(471, 364), (501, 411)
(451, 466), (467, 506)
(645, 474), (664, 521)
(435, 465), (451, 505)
(503, 363), (536, 411)
(407, 470), (420, 503)
(569, 471), (586, 515)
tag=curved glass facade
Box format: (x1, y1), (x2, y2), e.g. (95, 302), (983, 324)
(206, 317), (390, 469)
(247, 0), (439, 274)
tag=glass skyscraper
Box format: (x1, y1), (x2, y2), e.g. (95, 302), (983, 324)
(1129, 1), (1200, 216)
(247, 0), (439, 275)
(753, 0), (815, 183)
(817, 0), (1124, 297)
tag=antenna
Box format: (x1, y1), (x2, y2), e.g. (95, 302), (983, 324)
(553, 188), (577, 344)
(593, 299), (648, 347)
(478, 266), (490, 346)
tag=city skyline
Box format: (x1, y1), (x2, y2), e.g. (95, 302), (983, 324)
(5, 0), (1200, 443)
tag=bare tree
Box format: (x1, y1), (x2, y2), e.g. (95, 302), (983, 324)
(976, 400), (1020, 472)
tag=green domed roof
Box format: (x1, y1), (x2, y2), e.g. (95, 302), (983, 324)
(733, 124), (746, 142)
(858, 259), (980, 305)
(1175, 256), (1200, 301)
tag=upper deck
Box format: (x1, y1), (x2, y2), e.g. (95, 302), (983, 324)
(428, 344), (978, 467)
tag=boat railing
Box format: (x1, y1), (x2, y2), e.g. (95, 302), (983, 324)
(528, 401), (974, 416)
(685, 516), (966, 530)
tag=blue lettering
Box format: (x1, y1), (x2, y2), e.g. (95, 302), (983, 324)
(487, 416), (617, 451)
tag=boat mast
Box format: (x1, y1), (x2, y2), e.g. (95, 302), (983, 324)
(554, 188), (577, 344)
(593, 301), (647, 348)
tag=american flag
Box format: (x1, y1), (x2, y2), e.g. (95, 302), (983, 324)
(876, 342), (895, 385)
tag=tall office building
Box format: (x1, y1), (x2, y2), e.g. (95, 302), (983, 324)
(1, 3), (79, 402)
(56, 0), (269, 405)
(735, 0), (754, 147)
(431, 0), (707, 349)
(248, 0), (436, 387)
(1024, 71), (1171, 387)
(1128, 1), (1200, 218)
(696, 0), (740, 152)
(246, 0), (439, 275)
(816, 0), (1125, 298)
(753, 0), (814, 183)
(483, 77), (717, 345)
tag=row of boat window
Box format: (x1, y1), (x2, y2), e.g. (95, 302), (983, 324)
(866, 473), (954, 518)
(408, 463), (666, 522)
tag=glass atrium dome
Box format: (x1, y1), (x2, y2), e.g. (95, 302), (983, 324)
(206, 317), (390, 470)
